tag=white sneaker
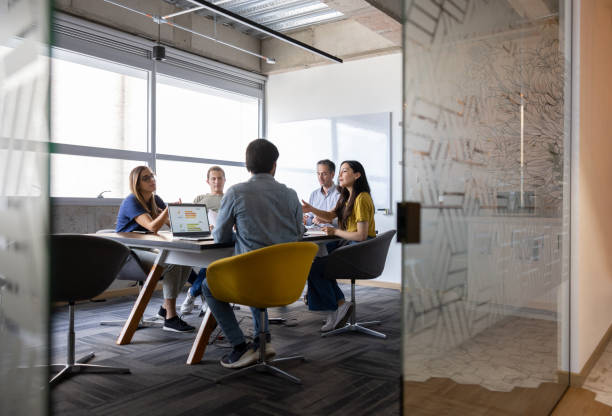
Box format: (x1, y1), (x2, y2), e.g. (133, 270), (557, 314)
(321, 302), (353, 332)
(332, 301), (353, 329)
(259, 342), (276, 359)
(180, 292), (196, 314)
(320, 312), (335, 332)
(220, 343), (259, 369)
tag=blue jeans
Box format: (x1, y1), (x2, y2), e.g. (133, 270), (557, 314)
(201, 278), (270, 347)
(307, 240), (366, 311)
(189, 268), (206, 297)
(306, 256), (345, 311)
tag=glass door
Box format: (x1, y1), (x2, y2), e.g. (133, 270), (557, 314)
(401, 1), (571, 414)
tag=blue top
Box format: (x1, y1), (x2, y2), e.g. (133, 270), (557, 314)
(213, 173), (304, 255)
(116, 194), (166, 232)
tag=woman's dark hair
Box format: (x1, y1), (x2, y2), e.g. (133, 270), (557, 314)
(245, 138), (279, 174)
(334, 160), (372, 230)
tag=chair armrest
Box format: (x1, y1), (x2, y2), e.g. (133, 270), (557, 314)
(324, 230), (396, 280)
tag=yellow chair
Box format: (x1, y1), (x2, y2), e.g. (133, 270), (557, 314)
(207, 241), (318, 385)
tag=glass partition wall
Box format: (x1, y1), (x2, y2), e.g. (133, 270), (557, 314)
(402, 1), (571, 414)
(0, 0), (51, 414)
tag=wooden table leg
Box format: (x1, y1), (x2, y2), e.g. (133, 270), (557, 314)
(186, 307), (217, 365)
(116, 250), (167, 345)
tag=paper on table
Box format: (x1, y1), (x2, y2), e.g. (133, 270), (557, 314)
(304, 230), (327, 236)
(208, 209), (218, 227)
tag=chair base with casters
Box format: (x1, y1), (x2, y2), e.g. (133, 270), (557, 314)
(217, 309), (305, 385)
(322, 279), (386, 339)
(50, 301), (130, 386)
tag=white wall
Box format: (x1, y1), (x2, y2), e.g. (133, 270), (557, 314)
(266, 53), (403, 284)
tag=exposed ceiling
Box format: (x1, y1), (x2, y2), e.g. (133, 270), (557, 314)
(54, 0), (401, 74)
(161, 0), (346, 37)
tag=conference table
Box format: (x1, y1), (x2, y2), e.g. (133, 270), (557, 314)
(97, 231), (333, 365)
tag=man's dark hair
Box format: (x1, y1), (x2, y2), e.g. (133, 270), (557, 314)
(317, 159), (335, 173)
(245, 138), (279, 174)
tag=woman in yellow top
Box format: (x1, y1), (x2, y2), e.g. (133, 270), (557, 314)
(301, 160), (375, 332)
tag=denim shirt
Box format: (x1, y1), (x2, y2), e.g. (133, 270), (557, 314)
(213, 173), (304, 255)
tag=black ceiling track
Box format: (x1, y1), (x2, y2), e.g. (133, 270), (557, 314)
(187, 0), (343, 64)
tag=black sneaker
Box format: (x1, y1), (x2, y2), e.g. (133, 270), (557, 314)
(157, 306), (166, 320)
(220, 342), (257, 369)
(163, 316), (195, 333)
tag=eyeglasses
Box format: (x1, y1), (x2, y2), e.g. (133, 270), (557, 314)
(140, 174), (156, 182)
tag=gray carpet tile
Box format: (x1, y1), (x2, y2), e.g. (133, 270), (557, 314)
(51, 284), (401, 415)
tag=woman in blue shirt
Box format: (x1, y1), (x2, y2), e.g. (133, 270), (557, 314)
(116, 165), (194, 333)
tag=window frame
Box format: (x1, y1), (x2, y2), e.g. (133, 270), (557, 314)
(50, 13), (266, 202)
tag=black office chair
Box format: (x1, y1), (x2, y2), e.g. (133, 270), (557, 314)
(96, 229), (164, 328)
(321, 230), (396, 339)
(50, 234), (131, 386)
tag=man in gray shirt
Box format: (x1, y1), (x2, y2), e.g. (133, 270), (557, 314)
(193, 165), (226, 212)
(304, 159), (340, 227)
(180, 166), (226, 315)
(201, 138), (304, 369)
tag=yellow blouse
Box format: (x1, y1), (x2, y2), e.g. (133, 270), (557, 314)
(345, 192), (376, 237)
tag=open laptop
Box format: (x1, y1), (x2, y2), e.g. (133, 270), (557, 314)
(167, 203), (213, 241)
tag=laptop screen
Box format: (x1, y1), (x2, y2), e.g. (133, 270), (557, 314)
(168, 204), (210, 236)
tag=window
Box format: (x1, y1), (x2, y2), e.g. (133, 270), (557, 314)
(51, 155), (144, 198)
(155, 160), (250, 203)
(49, 15), (264, 201)
(51, 51), (147, 151)
(156, 75), (259, 160)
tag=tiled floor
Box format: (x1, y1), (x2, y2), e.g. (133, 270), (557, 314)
(404, 311), (560, 392)
(584, 338), (612, 407)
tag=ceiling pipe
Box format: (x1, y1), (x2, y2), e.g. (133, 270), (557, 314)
(163, 6), (205, 20)
(102, 0), (276, 64)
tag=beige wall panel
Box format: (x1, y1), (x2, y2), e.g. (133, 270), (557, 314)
(577, 0), (612, 371)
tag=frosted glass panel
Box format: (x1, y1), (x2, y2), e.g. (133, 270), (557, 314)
(401, 0), (571, 414)
(0, 1), (50, 414)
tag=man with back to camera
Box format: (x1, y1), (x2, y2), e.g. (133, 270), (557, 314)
(304, 159), (340, 227)
(180, 166), (226, 315)
(200, 138), (304, 369)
